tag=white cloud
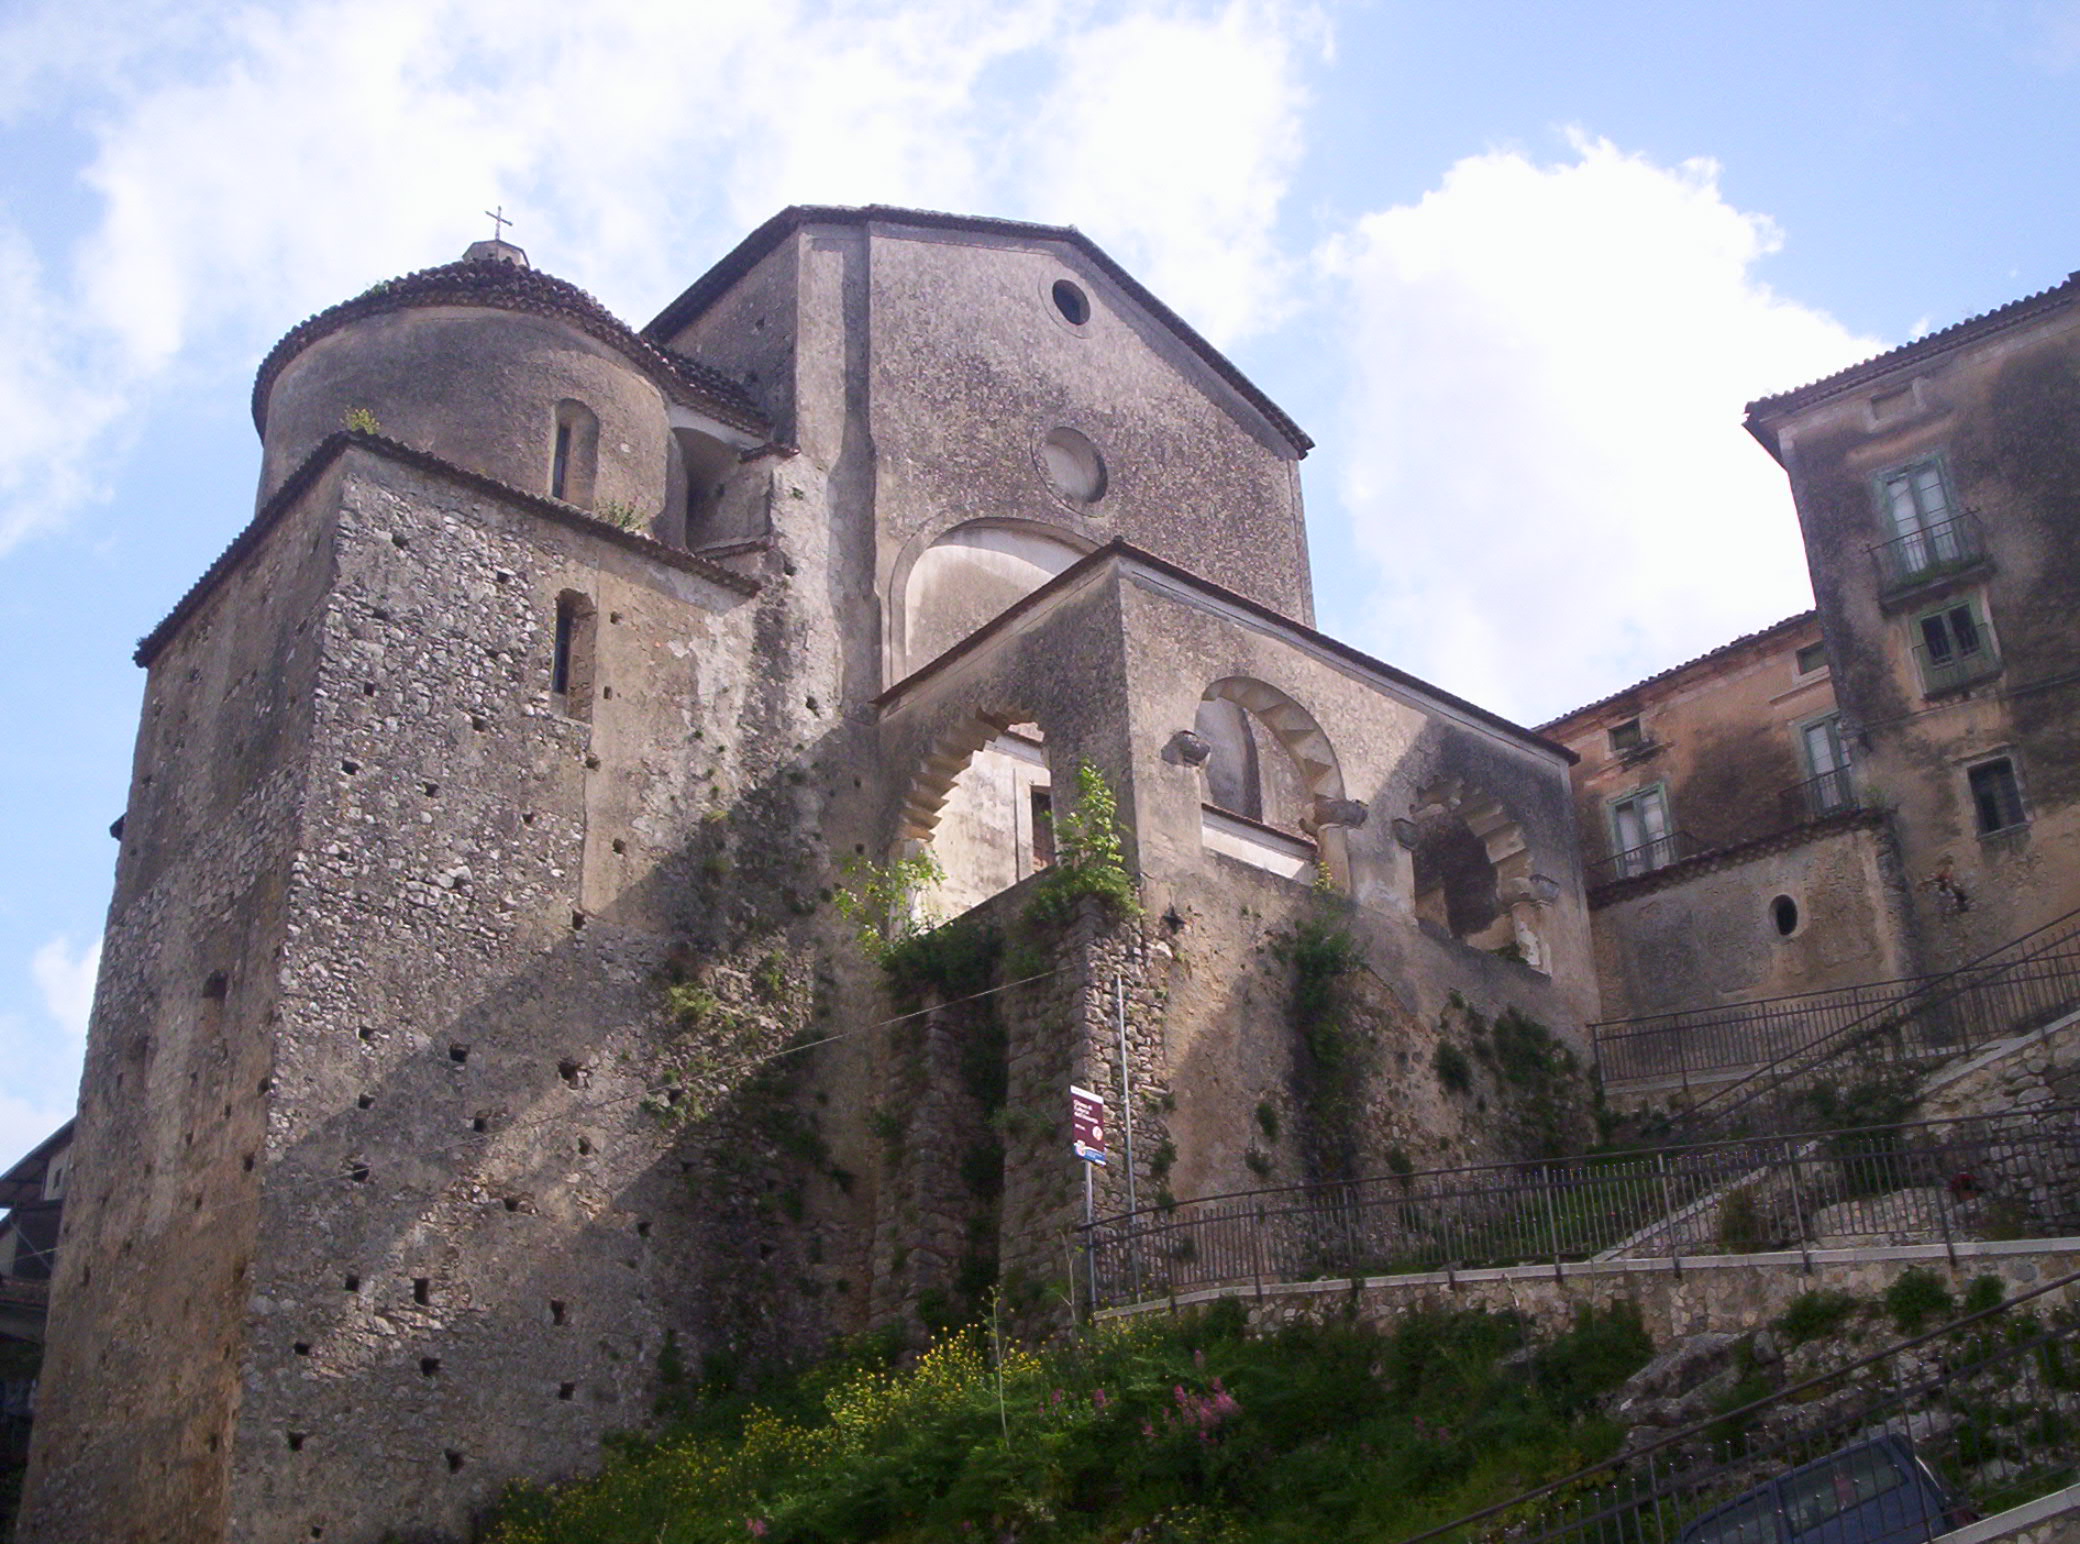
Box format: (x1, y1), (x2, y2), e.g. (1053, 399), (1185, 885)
(0, 1084), (73, 1171)
(1019, 0), (1326, 345)
(0, 0), (1318, 552)
(31, 933), (100, 1038)
(1322, 133), (1885, 725)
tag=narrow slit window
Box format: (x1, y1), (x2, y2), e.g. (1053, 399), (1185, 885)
(551, 424), (573, 501)
(550, 401), (600, 508)
(551, 592), (597, 720)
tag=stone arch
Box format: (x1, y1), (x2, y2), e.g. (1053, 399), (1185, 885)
(1196, 678), (1357, 891)
(897, 707), (1055, 917)
(1409, 778), (1551, 970)
(890, 519), (1093, 680)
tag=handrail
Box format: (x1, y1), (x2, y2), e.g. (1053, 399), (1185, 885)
(1391, 1262), (2080, 1544)
(1671, 901), (2080, 1138)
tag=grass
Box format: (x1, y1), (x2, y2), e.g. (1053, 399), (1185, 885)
(482, 1300), (1652, 1544)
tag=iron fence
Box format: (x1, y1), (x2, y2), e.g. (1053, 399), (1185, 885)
(1781, 768), (1860, 824)
(1871, 511), (1987, 591)
(1588, 833), (1705, 888)
(1081, 1107), (2080, 1311)
(1672, 905), (2080, 1142)
(1392, 1264), (2080, 1544)
(1595, 976), (1939, 1089)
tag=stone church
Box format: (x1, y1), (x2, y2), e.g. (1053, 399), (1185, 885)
(15, 206), (2079, 1543)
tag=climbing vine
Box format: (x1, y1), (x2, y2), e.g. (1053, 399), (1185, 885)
(1025, 761), (1140, 927)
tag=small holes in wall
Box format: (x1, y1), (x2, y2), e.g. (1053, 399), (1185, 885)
(1772, 895), (1801, 937)
(419, 1357), (441, 1378)
(422, 781), (439, 798)
(343, 1274), (360, 1293)
(583, 753), (601, 770)
(635, 1219), (651, 1238)
(558, 1382), (576, 1401)
(202, 971), (229, 1001)
(341, 759), (360, 775)
(557, 1059), (587, 1088)
(601, 686), (613, 701)
(502, 1196), (521, 1213)
(346, 1161), (371, 1184)
(471, 715), (488, 732)
(445, 1450), (464, 1473)
(258, 1078), (273, 1094)
(611, 838), (626, 854)
(571, 911), (587, 930)
(449, 1044), (470, 1065)
(242, 1153), (255, 1172)
(577, 1137), (594, 1156)
(356, 1094), (374, 1110)
(294, 1341), (311, 1356)
(471, 1115), (489, 1134)
(287, 1432), (307, 1452)
(549, 1300), (567, 1325)
(358, 1025), (376, 1042)
(391, 533), (409, 549)
(363, 683), (376, 696)
(413, 1277), (430, 1306)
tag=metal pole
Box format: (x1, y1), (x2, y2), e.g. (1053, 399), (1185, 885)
(1117, 974), (1137, 1216)
(1084, 1162), (1099, 1310)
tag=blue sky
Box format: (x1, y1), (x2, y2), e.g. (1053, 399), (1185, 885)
(0, 0), (2074, 1158)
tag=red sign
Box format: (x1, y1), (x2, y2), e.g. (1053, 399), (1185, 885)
(1070, 1085), (1107, 1165)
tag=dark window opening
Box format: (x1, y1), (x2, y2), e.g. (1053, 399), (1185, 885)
(1052, 278), (1091, 325)
(1795, 642), (1829, 676)
(1608, 717), (1643, 754)
(1031, 789), (1056, 869)
(551, 591), (598, 720)
(1969, 758), (2027, 835)
(1772, 895), (1800, 936)
(413, 1278), (430, 1305)
(551, 423), (573, 501)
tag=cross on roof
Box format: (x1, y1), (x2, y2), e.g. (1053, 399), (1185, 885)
(485, 205), (512, 242)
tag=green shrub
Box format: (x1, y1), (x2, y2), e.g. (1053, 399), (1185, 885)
(1963, 1275), (2007, 1315)
(1885, 1268), (1956, 1336)
(1715, 1185), (1768, 1252)
(1434, 1041), (1473, 1095)
(1776, 1289), (1860, 1345)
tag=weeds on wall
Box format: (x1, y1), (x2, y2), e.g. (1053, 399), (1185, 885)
(1278, 911), (1372, 1183)
(832, 849), (947, 965)
(1024, 762), (1140, 928)
(595, 499), (646, 532)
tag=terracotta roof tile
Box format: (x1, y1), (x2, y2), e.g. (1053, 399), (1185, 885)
(1538, 610), (1818, 733)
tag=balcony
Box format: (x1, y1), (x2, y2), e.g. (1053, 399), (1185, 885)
(1913, 632), (2001, 697)
(1780, 767), (1861, 825)
(1870, 511), (1989, 599)
(1586, 830), (1701, 886)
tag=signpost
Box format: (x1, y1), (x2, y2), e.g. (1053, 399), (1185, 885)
(1071, 1084), (1106, 1311)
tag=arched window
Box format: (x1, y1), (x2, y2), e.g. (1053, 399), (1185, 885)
(897, 522), (1088, 678)
(550, 400), (600, 509)
(1193, 679), (1353, 891)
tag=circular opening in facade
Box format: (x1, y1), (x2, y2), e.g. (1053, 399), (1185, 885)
(1040, 428), (1108, 504)
(1051, 279), (1091, 326)
(1772, 895), (1800, 937)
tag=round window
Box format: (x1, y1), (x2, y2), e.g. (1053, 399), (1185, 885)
(1040, 428), (1108, 504)
(1772, 895), (1800, 937)
(1051, 279), (1091, 326)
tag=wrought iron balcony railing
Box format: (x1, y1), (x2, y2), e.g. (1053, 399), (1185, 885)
(1586, 831), (1698, 886)
(1913, 633), (2000, 696)
(1781, 767), (1858, 824)
(1870, 510), (1987, 592)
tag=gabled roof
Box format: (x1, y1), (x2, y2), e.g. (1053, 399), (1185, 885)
(1538, 611), (1818, 734)
(1744, 269), (2080, 456)
(643, 205), (1313, 457)
(253, 256), (772, 438)
(0, 1120), (71, 1210)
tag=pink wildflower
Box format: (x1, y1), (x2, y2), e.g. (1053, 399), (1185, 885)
(746, 1519), (769, 1537)
(1093, 1387), (1109, 1409)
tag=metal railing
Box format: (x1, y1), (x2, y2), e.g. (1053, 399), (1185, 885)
(1588, 832), (1704, 887)
(1394, 1265), (2080, 1544)
(1595, 976), (1938, 1088)
(1871, 511), (1987, 591)
(1081, 1107), (2080, 1310)
(1913, 635), (2001, 696)
(1672, 904), (2080, 1142)
(1781, 767), (1860, 824)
